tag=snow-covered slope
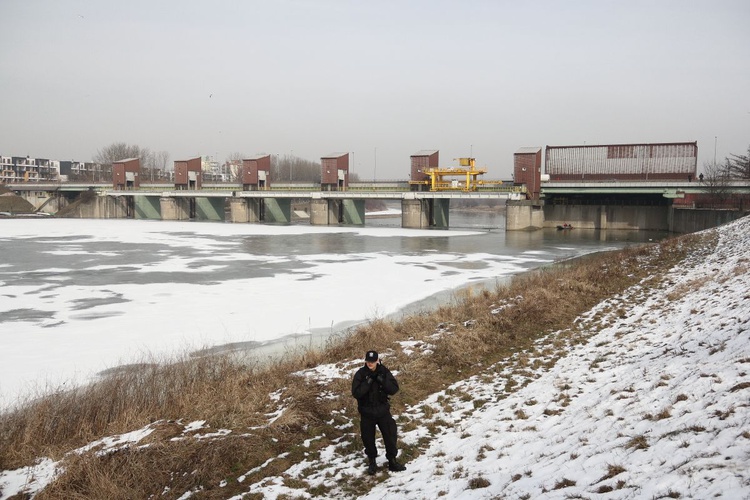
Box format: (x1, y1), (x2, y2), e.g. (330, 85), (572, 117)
(248, 216), (750, 499)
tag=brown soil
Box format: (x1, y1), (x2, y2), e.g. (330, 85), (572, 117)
(0, 188), (35, 213)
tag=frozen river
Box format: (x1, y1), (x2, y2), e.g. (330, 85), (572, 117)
(0, 215), (665, 409)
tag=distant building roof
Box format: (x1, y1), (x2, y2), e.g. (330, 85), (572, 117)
(114, 158), (140, 163)
(244, 154), (271, 161)
(515, 147), (542, 154)
(321, 152), (348, 159)
(412, 150), (439, 156)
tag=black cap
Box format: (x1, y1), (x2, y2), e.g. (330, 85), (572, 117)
(365, 350), (378, 362)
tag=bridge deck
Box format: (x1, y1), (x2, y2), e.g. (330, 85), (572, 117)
(10, 180), (750, 200)
(541, 180), (750, 195)
(8, 183), (517, 199)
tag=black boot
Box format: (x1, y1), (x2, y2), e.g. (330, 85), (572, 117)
(367, 457), (378, 475)
(388, 457), (406, 472)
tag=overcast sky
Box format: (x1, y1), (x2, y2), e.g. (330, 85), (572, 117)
(1, 0), (748, 179)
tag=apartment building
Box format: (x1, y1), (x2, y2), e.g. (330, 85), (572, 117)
(1, 156), (102, 182)
(0, 156), (62, 182)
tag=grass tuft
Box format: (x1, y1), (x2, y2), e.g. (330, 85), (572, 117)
(467, 476), (491, 489)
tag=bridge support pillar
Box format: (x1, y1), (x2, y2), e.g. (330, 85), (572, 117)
(599, 205), (608, 230)
(72, 195), (129, 218)
(160, 197), (190, 220)
(43, 194), (69, 214)
(310, 198), (341, 225)
(401, 198), (430, 228)
(401, 198), (450, 228)
(228, 197), (264, 223)
(505, 200), (544, 230)
(228, 197), (249, 223)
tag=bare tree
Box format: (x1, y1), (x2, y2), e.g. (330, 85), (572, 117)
(93, 142), (151, 165)
(275, 155), (321, 182)
(225, 152), (246, 183)
(700, 160), (732, 207)
(142, 151), (156, 182)
(93, 143), (152, 181)
(725, 145), (750, 179)
(141, 151), (170, 182)
(152, 151), (170, 181)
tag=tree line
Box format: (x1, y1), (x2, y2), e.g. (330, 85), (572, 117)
(723, 145), (750, 179)
(700, 144), (750, 208)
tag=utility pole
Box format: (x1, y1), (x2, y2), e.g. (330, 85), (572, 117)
(714, 136), (717, 165)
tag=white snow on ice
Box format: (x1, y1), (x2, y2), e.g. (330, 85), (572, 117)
(1, 218), (543, 410)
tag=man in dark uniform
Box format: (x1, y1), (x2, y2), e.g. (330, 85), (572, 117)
(351, 350), (406, 475)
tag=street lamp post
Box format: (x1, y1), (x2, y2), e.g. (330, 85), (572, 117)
(714, 136), (717, 166)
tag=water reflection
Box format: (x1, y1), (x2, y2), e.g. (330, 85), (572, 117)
(242, 207), (671, 264)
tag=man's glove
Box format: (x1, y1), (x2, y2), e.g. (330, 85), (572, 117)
(376, 373), (386, 385)
(366, 373), (375, 384)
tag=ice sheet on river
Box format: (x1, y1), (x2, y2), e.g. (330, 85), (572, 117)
(0, 218), (620, 409)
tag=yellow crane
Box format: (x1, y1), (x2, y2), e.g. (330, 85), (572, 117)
(409, 157), (504, 192)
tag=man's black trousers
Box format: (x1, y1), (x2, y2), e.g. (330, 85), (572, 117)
(360, 412), (398, 459)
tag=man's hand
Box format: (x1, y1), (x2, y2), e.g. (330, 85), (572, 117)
(376, 373), (385, 385)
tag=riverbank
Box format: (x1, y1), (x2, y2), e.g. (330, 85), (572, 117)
(1, 216), (747, 498)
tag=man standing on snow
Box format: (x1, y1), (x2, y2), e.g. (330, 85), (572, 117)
(351, 350), (406, 475)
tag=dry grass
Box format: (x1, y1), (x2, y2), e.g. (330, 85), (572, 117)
(468, 476), (491, 489)
(625, 435), (650, 451)
(552, 477), (576, 489)
(0, 230), (710, 498)
(598, 463), (626, 482)
(666, 276), (710, 301)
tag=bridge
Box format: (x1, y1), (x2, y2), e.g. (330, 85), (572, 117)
(8, 181), (522, 229)
(6, 142), (749, 232)
(8, 179), (749, 232)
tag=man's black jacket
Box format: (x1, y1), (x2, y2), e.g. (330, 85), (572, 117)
(351, 363), (399, 418)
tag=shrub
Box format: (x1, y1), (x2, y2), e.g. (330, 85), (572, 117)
(468, 476), (491, 489)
